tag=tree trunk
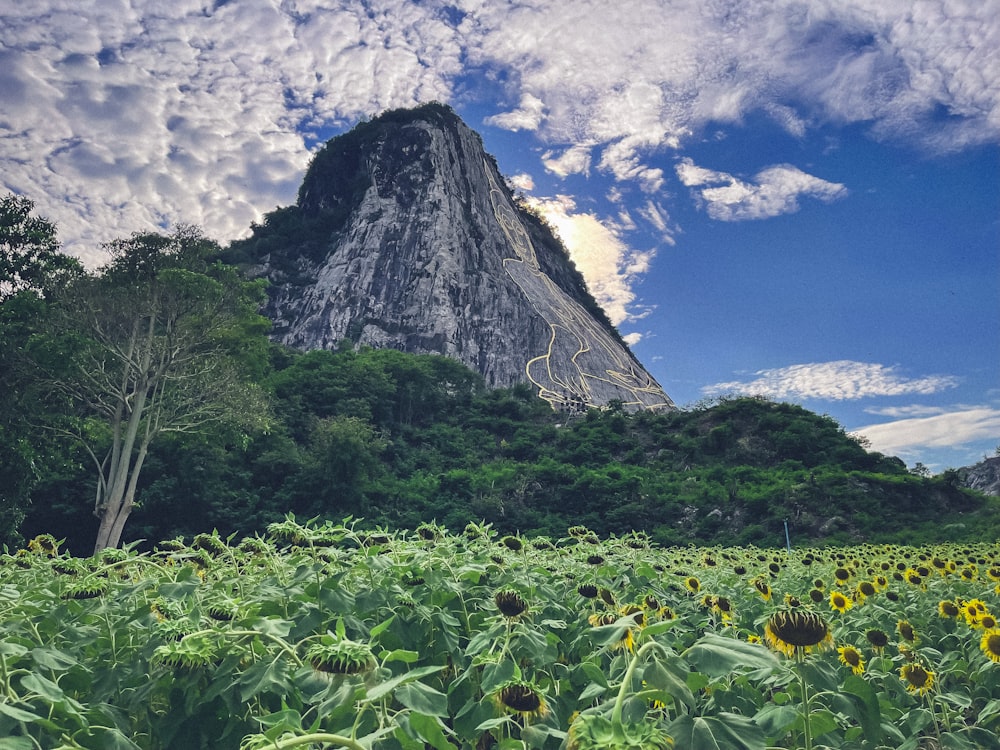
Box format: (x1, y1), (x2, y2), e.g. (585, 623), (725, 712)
(92, 438), (150, 553)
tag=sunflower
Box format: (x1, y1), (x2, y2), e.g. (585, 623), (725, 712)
(829, 591), (853, 614)
(897, 620), (918, 644)
(305, 638), (376, 677)
(494, 680), (549, 720)
(856, 581), (876, 602)
(900, 663), (934, 695)
(495, 590), (528, 619)
(808, 589), (825, 604)
(837, 645), (865, 675)
(866, 628), (890, 653)
(834, 567), (852, 584)
(764, 609), (832, 658)
(753, 577), (772, 601)
(962, 599), (988, 627)
(578, 584), (599, 599)
(904, 569), (924, 587)
(938, 600), (960, 619)
(27, 534), (59, 556)
(684, 576), (701, 594)
(981, 630), (1000, 664)
(982, 613), (999, 631)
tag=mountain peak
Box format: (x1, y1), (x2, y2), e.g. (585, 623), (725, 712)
(231, 105), (674, 412)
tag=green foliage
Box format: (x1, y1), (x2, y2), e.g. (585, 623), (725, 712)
(2, 525), (1000, 749)
(23, 338), (984, 554)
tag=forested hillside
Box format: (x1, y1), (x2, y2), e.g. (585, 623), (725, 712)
(17, 342), (994, 554)
(3, 196), (996, 554)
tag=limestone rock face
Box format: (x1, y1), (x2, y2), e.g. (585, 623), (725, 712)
(958, 456), (1000, 497)
(240, 104), (674, 412)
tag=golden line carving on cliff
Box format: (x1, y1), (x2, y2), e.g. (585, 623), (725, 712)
(485, 162), (673, 412)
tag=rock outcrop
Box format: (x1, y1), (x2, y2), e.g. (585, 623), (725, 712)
(233, 103), (673, 412)
(957, 455), (1000, 497)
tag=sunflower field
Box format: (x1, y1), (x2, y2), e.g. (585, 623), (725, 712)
(2, 520), (1000, 750)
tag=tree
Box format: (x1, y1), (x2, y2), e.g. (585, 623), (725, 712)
(0, 195), (82, 547)
(30, 227), (271, 552)
(0, 193), (80, 302)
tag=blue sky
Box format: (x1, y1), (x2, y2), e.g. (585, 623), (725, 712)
(1, 0), (998, 472)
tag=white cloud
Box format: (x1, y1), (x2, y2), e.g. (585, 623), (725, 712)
(486, 93), (545, 131)
(2, 0), (998, 262)
(0, 0), (461, 264)
(542, 144), (592, 177)
(702, 360), (959, 400)
(524, 194), (654, 326)
(676, 158), (848, 220)
(852, 407), (1000, 461)
(508, 172), (534, 191)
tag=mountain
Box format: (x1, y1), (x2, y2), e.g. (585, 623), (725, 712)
(958, 455), (1000, 496)
(225, 103), (674, 413)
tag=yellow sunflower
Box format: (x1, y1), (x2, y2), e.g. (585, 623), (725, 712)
(981, 630), (1000, 664)
(753, 577), (772, 601)
(856, 581), (876, 602)
(764, 609), (832, 658)
(900, 663), (934, 695)
(938, 600), (960, 619)
(897, 620), (918, 644)
(494, 680), (549, 721)
(685, 576), (701, 594)
(837, 645), (865, 675)
(829, 590), (853, 614)
(865, 628), (889, 653)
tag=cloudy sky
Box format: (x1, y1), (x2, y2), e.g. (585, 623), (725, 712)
(2, 0), (998, 472)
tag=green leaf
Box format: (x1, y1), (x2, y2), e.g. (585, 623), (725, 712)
(480, 660), (517, 695)
(668, 715), (721, 750)
(643, 655), (695, 708)
(20, 672), (64, 702)
(0, 703), (41, 723)
(579, 660), (609, 688)
(364, 665), (446, 702)
(381, 649), (420, 664)
(579, 681), (607, 702)
(238, 656), (291, 702)
(395, 681), (449, 717)
(247, 616), (294, 639)
(407, 711), (454, 750)
(0, 738), (34, 750)
(587, 620), (631, 648)
(30, 646), (77, 671)
(254, 709), (303, 731)
(668, 713), (767, 750)
(370, 615), (395, 639)
(752, 703), (799, 737)
(682, 634), (778, 677)
(840, 673), (881, 742)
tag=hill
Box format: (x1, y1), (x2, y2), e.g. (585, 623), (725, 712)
(21, 346), (994, 553)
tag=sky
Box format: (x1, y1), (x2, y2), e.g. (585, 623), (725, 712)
(1, 0), (998, 473)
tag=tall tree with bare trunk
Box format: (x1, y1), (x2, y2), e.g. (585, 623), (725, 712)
(30, 227), (271, 552)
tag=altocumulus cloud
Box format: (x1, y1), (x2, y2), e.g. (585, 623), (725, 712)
(1, 0), (997, 268)
(702, 361), (959, 401)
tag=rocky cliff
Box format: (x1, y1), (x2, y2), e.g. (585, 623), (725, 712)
(229, 103), (674, 412)
(958, 455), (1000, 497)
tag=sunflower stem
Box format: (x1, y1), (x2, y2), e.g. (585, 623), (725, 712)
(796, 651), (813, 750)
(611, 640), (666, 729)
(924, 691), (943, 742)
(263, 732), (366, 750)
